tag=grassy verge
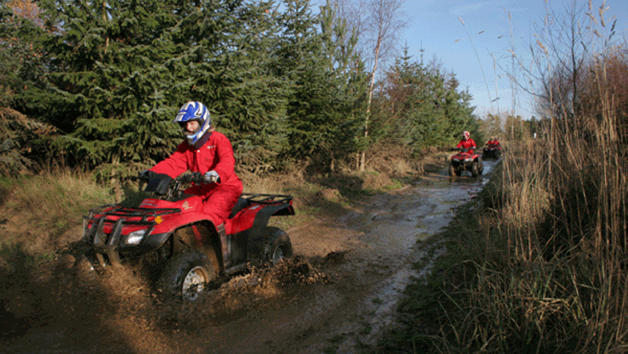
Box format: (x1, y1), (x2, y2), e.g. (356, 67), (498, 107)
(0, 171), (114, 252)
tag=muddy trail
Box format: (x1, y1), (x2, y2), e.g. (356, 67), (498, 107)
(1, 160), (498, 354)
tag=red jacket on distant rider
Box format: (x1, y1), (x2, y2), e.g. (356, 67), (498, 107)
(485, 137), (501, 149)
(456, 131), (476, 152)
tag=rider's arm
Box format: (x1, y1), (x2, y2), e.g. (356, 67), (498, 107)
(150, 142), (190, 179)
(206, 132), (237, 185)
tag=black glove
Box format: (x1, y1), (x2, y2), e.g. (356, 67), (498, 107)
(139, 169), (154, 180)
(179, 172), (203, 183)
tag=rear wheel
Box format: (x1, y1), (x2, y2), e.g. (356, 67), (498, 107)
(264, 227), (293, 264)
(157, 249), (217, 302)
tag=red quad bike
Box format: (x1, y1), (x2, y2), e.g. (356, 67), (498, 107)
(482, 145), (502, 159)
(449, 147), (484, 177)
(82, 172), (294, 302)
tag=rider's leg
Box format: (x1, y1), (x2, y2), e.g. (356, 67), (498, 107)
(201, 184), (244, 226)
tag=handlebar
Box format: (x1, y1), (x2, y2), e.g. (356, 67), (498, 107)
(177, 172), (204, 184)
(130, 171), (205, 183)
(133, 172), (209, 198)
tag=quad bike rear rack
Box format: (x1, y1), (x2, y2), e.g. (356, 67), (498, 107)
(229, 194), (293, 217)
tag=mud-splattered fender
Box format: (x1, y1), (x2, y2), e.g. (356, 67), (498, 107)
(227, 203), (295, 262)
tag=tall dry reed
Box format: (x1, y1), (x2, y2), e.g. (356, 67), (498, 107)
(404, 48), (628, 354)
(463, 48), (628, 352)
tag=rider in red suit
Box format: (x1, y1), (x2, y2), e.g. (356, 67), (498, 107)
(486, 136), (500, 149)
(149, 101), (243, 226)
(456, 131), (477, 152)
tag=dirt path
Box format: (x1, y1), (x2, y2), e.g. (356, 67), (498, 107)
(1, 162), (496, 354)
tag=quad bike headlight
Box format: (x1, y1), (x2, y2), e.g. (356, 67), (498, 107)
(124, 229), (147, 246)
(464, 158), (473, 162)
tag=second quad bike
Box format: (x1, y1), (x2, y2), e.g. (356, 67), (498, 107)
(82, 172), (294, 301)
(449, 147), (484, 177)
(482, 145), (502, 159)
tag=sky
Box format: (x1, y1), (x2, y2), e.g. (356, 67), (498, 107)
(314, 0), (628, 119)
(398, 0), (628, 118)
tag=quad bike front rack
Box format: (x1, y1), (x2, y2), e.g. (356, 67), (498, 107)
(83, 204), (181, 266)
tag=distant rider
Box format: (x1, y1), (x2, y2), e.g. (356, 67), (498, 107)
(456, 131), (477, 153)
(485, 136), (500, 149)
(145, 101), (243, 227)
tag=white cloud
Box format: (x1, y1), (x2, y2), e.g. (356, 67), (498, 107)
(450, 0), (517, 17)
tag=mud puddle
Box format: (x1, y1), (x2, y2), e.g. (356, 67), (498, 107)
(1, 160), (499, 354)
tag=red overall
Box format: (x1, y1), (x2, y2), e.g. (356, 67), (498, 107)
(150, 131), (243, 226)
(456, 138), (477, 152)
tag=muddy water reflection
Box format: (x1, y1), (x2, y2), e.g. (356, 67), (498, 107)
(328, 159), (500, 352)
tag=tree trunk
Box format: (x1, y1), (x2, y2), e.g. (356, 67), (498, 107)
(359, 31), (381, 172)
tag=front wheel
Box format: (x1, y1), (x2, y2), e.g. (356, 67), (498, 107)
(448, 164), (456, 177)
(471, 161), (479, 177)
(157, 249), (217, 302)
(264, 227), (293, 264)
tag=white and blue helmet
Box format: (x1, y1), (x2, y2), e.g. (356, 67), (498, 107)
(173, 101), (211, 145)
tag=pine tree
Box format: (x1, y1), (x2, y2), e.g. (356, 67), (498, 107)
(22, 0), (294, 178)
(0, 0), (44, 107)
(22, 0), (195, 179)
(374, 52), (480, 154)
(13, 0), (372, 177)
(276, 0), (365, 171)
(196, 1), (291, 173)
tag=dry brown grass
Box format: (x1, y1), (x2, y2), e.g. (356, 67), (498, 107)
(0, 169), (113, 254)
(377, 41), (628, 353)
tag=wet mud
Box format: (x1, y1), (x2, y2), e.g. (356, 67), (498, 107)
(0, 160), (498, 354)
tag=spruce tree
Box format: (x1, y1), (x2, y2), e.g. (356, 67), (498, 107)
(276, 0), (365, 171)
(195, 1), (291, 173)
(23, 0), (292, 178)
(375, 53), (480, 154)
(24, 0), (196, 179)
(14, 0), (372, 176)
